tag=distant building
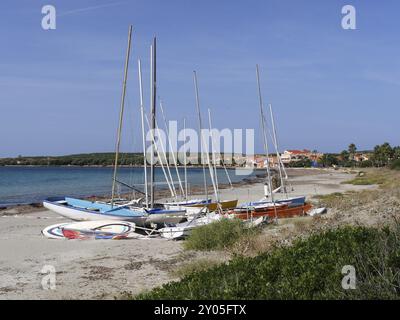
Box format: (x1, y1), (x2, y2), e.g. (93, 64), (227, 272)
(280, 149), (323, 165)
(354, 153), (370, 162)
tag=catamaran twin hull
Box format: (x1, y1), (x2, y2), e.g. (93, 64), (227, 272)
(43, 198), (186, 226)
(230, 203), (313, 220)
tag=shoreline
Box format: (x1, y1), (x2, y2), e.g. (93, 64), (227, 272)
(0, 167), (348, 214)
(0, 168), (377, 299)
(0, 168), (268, 212)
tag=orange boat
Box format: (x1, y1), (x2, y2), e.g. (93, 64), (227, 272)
(229, 203), (313, 220)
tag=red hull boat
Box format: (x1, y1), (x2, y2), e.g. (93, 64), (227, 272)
(228, 203), (313, 220)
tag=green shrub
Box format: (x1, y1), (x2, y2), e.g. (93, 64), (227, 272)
(183, 218), (258, 251)
(390, 159), (400, 170)
(135, 226), (400, 300)
(170, 258), (223, 279)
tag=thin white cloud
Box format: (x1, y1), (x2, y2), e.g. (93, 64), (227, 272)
(58, 1), (129, 17)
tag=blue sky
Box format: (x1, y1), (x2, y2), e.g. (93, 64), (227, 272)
(0, 0), (399, 157)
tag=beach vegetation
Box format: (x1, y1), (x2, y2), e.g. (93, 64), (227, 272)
(183, 218), (260, 251)
(390, 159), (400, 170)
(170, 258), (224, 279)
(343, 170), (389, 186)
(135, 225), (400, 300)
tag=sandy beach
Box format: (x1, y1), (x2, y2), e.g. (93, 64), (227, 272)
(0, 168), (376, 299)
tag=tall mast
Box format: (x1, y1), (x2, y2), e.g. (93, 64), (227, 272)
(208, 108), (220, 199)
(256, 65), (276, 218)
(183, 118), (188, 199)
(193, 71), (208, 201)
(138, 59), (149, 208)
(111, 25), (132, 208)
(269, 103), (287, 197)
(150, 37), (156, 208)
(193, 71), (219, 202)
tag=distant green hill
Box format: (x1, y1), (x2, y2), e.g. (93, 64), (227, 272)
(0, 153), (144, 166)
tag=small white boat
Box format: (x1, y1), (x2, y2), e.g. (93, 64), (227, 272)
(308, 207), (327, 216)
(42, 220), (139, 240)
(42, 222), (71, 239)
(159, 213), (222, 239)
(243, 216), (268, 228)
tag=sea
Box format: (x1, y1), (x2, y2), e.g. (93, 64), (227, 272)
(0, 166), (258, 207)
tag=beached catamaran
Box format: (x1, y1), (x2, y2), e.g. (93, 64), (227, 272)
(190, 71), (238, 211)
(231, 65), (311, 220)
(43, 27), (189, 226)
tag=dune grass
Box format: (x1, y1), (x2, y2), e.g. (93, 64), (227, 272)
(183, 218), (261, 251)
(135, 224), (400, 300)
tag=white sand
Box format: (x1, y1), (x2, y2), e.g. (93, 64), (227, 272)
(0, 168), (375, 299)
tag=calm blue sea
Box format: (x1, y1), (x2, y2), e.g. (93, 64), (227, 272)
(0, 166), (256, 207)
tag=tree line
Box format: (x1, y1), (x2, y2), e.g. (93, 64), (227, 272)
(0, 153), (144, 166)
(318, 142), (400, 169)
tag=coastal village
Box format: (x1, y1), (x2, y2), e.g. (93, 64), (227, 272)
(210, 149), (371, 168)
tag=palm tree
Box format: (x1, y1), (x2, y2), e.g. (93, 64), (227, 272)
(348, 143), (357, 161)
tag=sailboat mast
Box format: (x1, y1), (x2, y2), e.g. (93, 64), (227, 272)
(193, 71), (208, 201)
(111, 25), (132, 208)
(269, 103), (287, 197)
(138, 59), (149, 208)
(208, 108), (220, 198)
(183, 118), (188, 199)
(256, 65), (276, 215)
(193, 71), (219, 202)
(150, 37), (156, 208)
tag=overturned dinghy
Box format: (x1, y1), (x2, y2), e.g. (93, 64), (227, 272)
(42, 220), (140, 240)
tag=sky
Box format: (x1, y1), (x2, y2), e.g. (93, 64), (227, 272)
(0, 0), (399, 157)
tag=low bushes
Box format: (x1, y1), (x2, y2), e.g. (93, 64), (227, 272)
(183, 218), (259, 251)
(390, 159), (400, 170)
(136, 225), (400, 300)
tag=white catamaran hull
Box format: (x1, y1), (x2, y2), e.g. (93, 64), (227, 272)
(43, 200), (148, 225)
(144, 212), (187, 226)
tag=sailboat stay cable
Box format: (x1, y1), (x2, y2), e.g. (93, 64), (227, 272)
(154, 119), (178, 199)
(268, 103), (288, 197)
(193, 71), (219, 202)
(208, 108), (233, 190)
(111, 25), (133, 208)
(192, 71), (208, 201)
(207, 108), (220, 198)
(159, 100), (185, 197)
(137, 59), (149, 208)
(144, 114), (176, 198)
(256, 64), (277, 221)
